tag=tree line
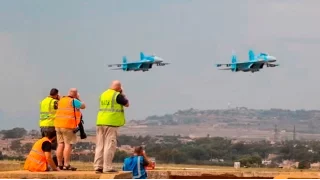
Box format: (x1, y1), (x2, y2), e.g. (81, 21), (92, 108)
(2, 127), (320, 168)
(117, 135), (320, 168)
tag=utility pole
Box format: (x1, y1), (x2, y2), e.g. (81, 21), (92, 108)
(292, 125), (296, 161)
(293, 125), (296, 142)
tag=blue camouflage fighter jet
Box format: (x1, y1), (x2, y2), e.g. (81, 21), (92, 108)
(108, 52), (169, 72)
(216, 50), (279, 73)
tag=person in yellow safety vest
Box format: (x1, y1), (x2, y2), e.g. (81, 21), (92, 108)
(39, 88), (60, 151)
(94, 80), (129, 173)
(24, 130), (60, 172)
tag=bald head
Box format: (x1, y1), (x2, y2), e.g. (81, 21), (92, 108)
(68, 88), (78, 98)
(110, 80), (122, 92)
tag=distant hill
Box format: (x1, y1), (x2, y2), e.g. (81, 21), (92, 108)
(128, 107), (320, 134)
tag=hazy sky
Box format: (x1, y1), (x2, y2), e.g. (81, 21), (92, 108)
(1, 0), (320, 130)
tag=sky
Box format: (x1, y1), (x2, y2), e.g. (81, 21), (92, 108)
(1, 0), (320, 130)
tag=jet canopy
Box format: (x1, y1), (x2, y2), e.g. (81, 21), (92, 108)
(260, 53), (268, 56)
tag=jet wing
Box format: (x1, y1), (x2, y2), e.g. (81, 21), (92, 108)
(107, 64), (122, 67)
(216, 63), (234, 67)
(110, 68), (123, 70)
(140, 61), (170, 65)
(140, 61), (170, 66)
(218, 67), (232, 70)
(107, 62), (142, 67)
(216, 62), (250, 67)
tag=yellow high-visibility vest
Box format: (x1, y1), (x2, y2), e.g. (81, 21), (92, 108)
(39, 97), (57, 127)
(96, 89), (125, 126)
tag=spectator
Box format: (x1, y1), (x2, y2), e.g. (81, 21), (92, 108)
(94, 80), (129, 173)
(122, 146), (152, 179)
(39, 88), (60, 150)
(54, 88), (86, 171)
(24, 130), (60, 172)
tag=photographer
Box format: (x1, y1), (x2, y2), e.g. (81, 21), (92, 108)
(94, 80), (129, 173)
(39, 88), (60, 150)
(54, 88), (86, 171)
(122, 146), (152, 179)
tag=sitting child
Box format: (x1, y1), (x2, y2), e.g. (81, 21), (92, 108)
(122, 146), (152, 179)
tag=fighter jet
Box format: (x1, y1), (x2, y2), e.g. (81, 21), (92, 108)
(108, 52), (169, 72)
(216, 50), (279, 73)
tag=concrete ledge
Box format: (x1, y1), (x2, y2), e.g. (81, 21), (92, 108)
(147, 170), (320, 179)
(0, 162), (22, 171)
(1, 165), (320, 179)
(0, 170), (132, 179)
(148, 170), (275, 179)
(273, 172), (320, 179)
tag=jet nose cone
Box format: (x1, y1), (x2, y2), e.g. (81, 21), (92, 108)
(154, 56), (164, 61)
(267, 56), (276, 62)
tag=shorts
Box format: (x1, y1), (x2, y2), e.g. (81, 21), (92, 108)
(55, 127), (77, 145)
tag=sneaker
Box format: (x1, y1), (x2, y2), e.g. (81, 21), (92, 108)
(95, 169), (103, 174)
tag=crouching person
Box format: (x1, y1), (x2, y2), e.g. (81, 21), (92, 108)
(24, 131), (60, 172)
(122, 146), (152, 179)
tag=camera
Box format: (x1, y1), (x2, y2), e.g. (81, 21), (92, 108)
(73, 116), (87, 139)
(73, 127), (80, 133)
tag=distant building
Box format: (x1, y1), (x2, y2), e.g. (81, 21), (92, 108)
(310, 162), (320, 169)
(234, 162), (240, 169)
(209, 158), (224, 162)
(262, 160), (272, 165)
(279, 160), (298, 169)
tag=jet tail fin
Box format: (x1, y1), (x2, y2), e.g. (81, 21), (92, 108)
(122, 56), (127, 64)
(231, 51), (237, 63)
(140, 52), (145, 60)
(249, 50), (255, 61)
